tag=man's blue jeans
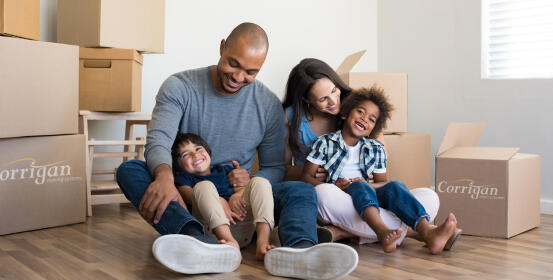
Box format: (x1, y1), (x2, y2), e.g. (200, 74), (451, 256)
(116, 160), (318, 247)
(344, 180), (430, 231)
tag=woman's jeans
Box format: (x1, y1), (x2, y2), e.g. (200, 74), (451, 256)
(116, 160), (318, 247)
(344, 180), (430, 231)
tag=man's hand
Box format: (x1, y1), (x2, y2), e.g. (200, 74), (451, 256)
(139, 165), (185, 225)
(219, 197), (239, 225)
(315, 167), (328, 182)
(228, 192), (247, 221)
(335, 178), (351, 190)
(228, 160), (250, 188)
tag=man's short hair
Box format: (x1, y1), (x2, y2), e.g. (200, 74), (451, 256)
(226, 22), (269, 51)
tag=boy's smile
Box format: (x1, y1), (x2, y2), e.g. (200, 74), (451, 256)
(177, 142), (212, 176)
(342, 100), (380, 145)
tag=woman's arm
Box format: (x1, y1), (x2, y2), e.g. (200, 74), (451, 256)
(301, 161), (325, 187)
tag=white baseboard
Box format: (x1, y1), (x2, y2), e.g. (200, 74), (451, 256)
(541, 199), (553, 215)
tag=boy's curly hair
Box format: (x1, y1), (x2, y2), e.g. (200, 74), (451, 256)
(339, 85), (394, 139)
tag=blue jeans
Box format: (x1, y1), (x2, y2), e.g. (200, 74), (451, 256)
(344, 180), (430, 231)
(116, 160), (318, 247)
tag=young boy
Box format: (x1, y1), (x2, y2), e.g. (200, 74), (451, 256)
(171, 133), (275, 260)
(301, 86), (461, 254)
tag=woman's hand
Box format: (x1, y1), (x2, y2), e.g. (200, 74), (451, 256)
(228, 192), (247, 221)
(315, 167), (328, 182)
(335, 178), (351, 190)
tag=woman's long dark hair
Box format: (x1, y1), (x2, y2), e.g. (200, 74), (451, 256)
(282, 58), (351, 158)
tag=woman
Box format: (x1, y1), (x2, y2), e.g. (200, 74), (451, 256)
(282, 58), (454, 248)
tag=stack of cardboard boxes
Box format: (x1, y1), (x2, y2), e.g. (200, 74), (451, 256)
(0, 0), (86, 235)
(0, 0), (165, 235)
(57, 0), (165, 112)
(336, 50), (431, 189)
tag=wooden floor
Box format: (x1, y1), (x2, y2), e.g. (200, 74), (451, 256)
(1, 205), (553, 280)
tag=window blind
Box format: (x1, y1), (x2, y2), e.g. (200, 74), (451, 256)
(482, 0), (553, 79)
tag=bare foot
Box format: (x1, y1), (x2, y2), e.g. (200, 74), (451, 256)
(377, 228), (403, 253)
(218, 239), (240, 250)
(255, 241), (276, 260)
(423, 213), (458, 255)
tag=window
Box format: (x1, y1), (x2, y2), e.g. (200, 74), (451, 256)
(482, 0), (553, 79)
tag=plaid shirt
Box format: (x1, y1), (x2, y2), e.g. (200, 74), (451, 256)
(306, 130), (386, 183)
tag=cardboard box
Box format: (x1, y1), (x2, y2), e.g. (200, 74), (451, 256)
(383, 133), (430, 189)
(57, 0), (165, 53)
(336, 50), (408, 133)
(0, 134), (86, 235)
(0, 36), (78, 139)
(435, 123), (540, 238)
(0, 0), (39, 40)
(79, 48), (143, 112)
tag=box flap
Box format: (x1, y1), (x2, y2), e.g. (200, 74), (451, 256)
(79, 47), (143, 64)
(440, 146), (520, 160)
(336, 50), (366, 74)
(437, 123), (485, 156)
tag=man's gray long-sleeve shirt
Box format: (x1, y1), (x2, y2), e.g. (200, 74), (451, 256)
(145, 66), (286, 184)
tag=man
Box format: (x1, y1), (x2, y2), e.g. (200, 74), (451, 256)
(116, 22), (358, 279)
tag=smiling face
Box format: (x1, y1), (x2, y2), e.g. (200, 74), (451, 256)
(213, 38), (267, 95)
(342, 100), (380, 140)
(305, 77), (342, 115)
(176, 141), (211, 176)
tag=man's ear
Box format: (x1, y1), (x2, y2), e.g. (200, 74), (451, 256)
(341, 114), (346, 120)
(219, 39), (226, 56)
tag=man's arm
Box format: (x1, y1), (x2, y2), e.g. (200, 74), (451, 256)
(254, 101), (286, 184)
(141, 76), (189, 224)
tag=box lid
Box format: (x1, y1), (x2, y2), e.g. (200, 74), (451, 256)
(437, 123), (485, 156)
(79, 47), (143, 64)
(439, 146), (519, 160)
(336, 50), (366, 74)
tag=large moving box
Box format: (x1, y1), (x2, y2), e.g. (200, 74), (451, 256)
(383, 133), (430, 189)
(0, 134), (86, 235)
(57, 0), (165, 53)
(435, 123), (540, 238)
(79, 48), (143, 112)
(0, 37), (78, 139)
(336, 50), (408, 133)
(0, 0), (39, 40)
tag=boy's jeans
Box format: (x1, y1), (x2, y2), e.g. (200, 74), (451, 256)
(116, 160), (318, 247)
(344, 180), (430, 231)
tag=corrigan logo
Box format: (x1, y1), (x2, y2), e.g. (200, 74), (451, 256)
(437, 179), (504, 200)
(0, 157), (82, 185)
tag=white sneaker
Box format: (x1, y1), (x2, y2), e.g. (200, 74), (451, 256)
(264, 243), (358, 280)
(152, 234), (241, 274)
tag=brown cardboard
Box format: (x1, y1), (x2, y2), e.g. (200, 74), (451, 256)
(435, 123), (540, 238)
(336, 50), (408, 133)
(57, 0), (165, 53)
(383, 133), (430, 189)
(0, 36), (78, 139)
(79, 48), (143, 112)
(0, 0), (39, 40)
(0, 134), (86, 235)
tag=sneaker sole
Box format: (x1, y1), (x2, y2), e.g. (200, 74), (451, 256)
(264, 243), (358, 280)
(152, 234), (241, 274)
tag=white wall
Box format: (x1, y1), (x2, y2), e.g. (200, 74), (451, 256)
(378, 0), (553, 214)
(39, 0), (378, 176)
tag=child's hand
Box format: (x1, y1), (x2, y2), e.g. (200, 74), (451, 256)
(315, 167), (328, 182)
(229, 193), (247, 221)
(228, 160), (250, 188)
(350, 177), (367, 183)
(368, 173), (374, 183)
(335, 178), (351, 190)
(218, 197), (237, 224)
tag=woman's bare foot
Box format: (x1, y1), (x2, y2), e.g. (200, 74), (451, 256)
(218, 239), (240, 250)
(256, 241), (276, 260)
(377, 228), (403, 253)
(421, 213), (458, 254)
